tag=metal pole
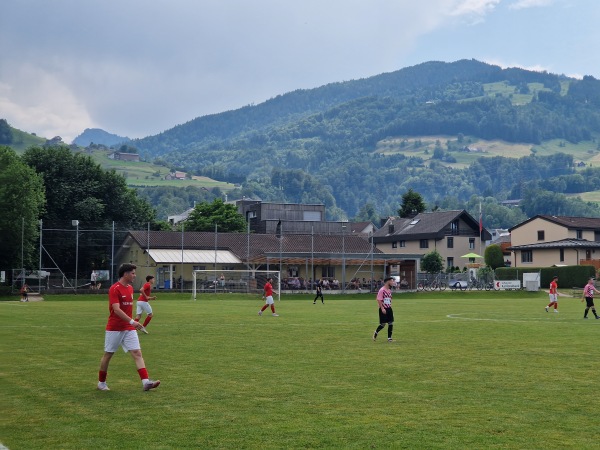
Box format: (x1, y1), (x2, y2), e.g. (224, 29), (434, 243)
(181, 222), (184, 293)
(370, 231), (374, 292)
(39, 220), (42, 293)
(21, 217), (24, 283)
(247, 219), (250, 273)
(111, 221), (115, 286)
(342, 223), (346, 293)
(75, 220), (79, 292)
(311, 225), (314, 293)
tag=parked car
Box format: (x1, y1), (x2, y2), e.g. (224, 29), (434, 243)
(448, 279), (468, 290)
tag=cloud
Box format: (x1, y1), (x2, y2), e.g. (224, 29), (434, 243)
(508, 0), (554, 10)
(0, 64), (93, 141)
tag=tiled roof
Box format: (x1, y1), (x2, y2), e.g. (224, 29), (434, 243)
(373, 210), (488, 239)
(510, 215), (600, 232)
(127, 230), (383, 262)
(508, 238), (600, 250)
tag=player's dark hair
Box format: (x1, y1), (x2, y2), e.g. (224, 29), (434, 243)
(146, 275), (155, 282)
(118, 263), (137, 278)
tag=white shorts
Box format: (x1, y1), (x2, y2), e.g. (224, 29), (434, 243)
(549, 293), (558, 302)
(136, 301), (153, 315)
(265, 295), (274, 305)
(104, 330), (141, 353)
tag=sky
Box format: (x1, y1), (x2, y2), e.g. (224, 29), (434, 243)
(1, 0), (598, 143)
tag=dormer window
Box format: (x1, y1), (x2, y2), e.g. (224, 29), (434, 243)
(388, 224), (394, 234)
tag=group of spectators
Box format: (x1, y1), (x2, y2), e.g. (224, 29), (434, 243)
(282, 276), (408, 291)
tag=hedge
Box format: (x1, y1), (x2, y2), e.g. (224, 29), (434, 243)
(495, 266), (596, 289)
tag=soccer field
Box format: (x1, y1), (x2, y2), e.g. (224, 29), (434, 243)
(1, 291), (599, 449)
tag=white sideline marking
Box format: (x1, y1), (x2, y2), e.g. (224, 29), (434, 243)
(0, 442), (9, 449)
(447, 313), (563, 323)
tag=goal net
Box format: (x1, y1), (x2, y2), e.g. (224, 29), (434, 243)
(191, 270), (281, 301)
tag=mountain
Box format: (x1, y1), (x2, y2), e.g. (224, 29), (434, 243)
(72, 128), (130, 147)
(126, 59), (600, 222)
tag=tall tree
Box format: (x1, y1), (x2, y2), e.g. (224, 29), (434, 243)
(0, 146), (45, 271)
(21, 146), (157, 276)
(184, 199), (247, 232)
(398, 189), (427, 218)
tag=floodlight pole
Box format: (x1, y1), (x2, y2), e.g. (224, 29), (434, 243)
(342, 223), (347, 294)
(73, 220), (79, 292)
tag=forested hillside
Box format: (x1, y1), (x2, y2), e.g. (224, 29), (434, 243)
(128, 59), (600, 226)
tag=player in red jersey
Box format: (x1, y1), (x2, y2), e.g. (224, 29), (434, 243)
(545, 275), (560, 313)
(97, 263), (160, 391)
(135, 275), (156, 330)
(258, 277), (279, 317)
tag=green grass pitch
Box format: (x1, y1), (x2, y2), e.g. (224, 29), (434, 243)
(2, 290), (599, 449)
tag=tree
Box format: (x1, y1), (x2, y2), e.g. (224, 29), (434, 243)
(398, 189), (427, 218)
(354, 202), (379, 223)
(21, 146), (157, 274)
(421, 250), (443, 274)
(484, 244), (504, 270)
(0, 146), (45, 271)
(184, 198), (247, 232)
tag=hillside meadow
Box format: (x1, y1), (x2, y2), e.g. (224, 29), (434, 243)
(2, 290), (600, 449)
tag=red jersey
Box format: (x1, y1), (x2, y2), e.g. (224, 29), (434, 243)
(549, 280), (558, 294)
(138, 282), (152, 302)
(106, 281), (135, 331)
(264, 282), (273, 297)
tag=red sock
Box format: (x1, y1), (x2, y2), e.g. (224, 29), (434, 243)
(138, 368), (149, 380)
(260, 305), (268, 312)
(270, 305), (276, 313)
(99, 371), (107, 382)
(143, 316), (152, 327)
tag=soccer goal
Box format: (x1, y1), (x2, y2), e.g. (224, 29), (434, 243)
(191, 270), (281, 301)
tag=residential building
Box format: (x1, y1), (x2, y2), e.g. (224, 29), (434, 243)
(372, 210), (491, 271)
(508, 215), (600, 268)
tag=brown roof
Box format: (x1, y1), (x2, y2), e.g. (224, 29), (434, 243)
(126, 230), (394, 265)
(510, 215), (600, 232)
(373, 210), (491, 241)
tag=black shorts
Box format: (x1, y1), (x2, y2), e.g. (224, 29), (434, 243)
(378, 307), (394, 324)
(585, 297), (595, 308)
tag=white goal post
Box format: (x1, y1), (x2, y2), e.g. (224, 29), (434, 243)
(192, 270), (281, 301)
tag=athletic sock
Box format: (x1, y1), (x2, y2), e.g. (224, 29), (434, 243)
(585, 308), (589, 318)
(387, 324), (393, 339)
(99, 371), (107, 382)
(375, 325), (384, 335)
(138, 368), (149, 380)
(270, 304), (276, 313)
(143, 316), (152, 327)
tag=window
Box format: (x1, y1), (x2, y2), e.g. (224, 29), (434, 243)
(303, 211), (321, 221)
(447, 257), (454, 269)
(392, 241), (397, 248)
(447, 237), (454, 248)
(388, 224), (395, 234)
(450, 219), (459, 235)
(560, 248), (564, 262)
(537, 230), (545, 241)
(321, 267), (335, 278)
(577, 229), (583, 239)
(521, 250), (533, 263)
(469, 238), (475, 249)
(595, 231), (600, 242)
(399, 240), (406, 247)
(193, 265), (206, 271)
(420, 239), (429, 249)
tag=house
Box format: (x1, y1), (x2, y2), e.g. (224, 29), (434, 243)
(116, 230), (422, 290)
(165, 171), (186, 180)
(508, 215), (600, 268)
(108, 152), (140, 162)
(372, 210), (491, 271)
